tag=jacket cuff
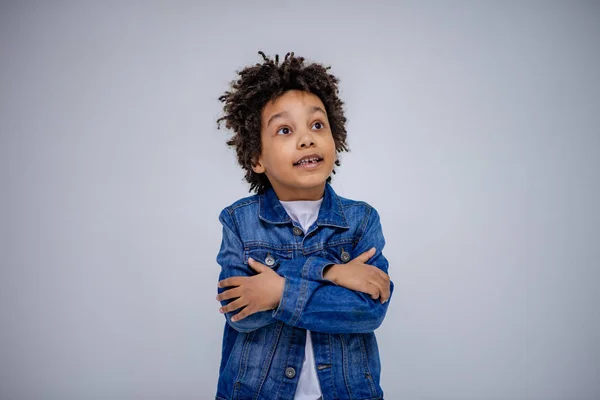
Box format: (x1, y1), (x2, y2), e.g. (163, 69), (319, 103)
(304, 256), (336, 283)
(272, 276), (306, 326)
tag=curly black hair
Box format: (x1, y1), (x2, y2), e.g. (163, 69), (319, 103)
(217, 51), (349, 194)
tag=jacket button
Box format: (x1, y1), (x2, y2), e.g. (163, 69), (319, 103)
(341, 250), (351, 263)
(285, 367), (296, 379)
(293, 226), (303, 236)
(265, 254), (275, 266)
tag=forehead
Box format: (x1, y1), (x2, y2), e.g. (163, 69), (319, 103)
(261, 90), (325, 119)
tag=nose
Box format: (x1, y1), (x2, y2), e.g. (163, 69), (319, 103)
(297, 129), (316, 149)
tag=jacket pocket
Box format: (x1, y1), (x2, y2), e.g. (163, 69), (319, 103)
(244, 246), (293, 270)
(321, 239), (355, 265)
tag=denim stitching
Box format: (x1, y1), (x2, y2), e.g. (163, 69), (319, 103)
(327, 333), (339, 399)
(229, 198), (258, 211)
(339, 334), (354, 399)
(245, 241), (297, 251)
(356, 205), (373, 244)
(253, 321), (284, 399)
(233, 330), (255, 399)
(359, 334), (378, 396)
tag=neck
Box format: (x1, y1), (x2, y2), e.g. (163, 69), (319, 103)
(271, 183), (326, 201)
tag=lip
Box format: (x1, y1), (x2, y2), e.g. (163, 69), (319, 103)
(295, 160), (323, 170)
(293, 153), (323, 166)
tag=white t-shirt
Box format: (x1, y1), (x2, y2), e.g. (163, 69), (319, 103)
(279, 199), (323, 400)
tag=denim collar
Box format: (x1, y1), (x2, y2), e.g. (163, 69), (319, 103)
(258, 183), (349, 229)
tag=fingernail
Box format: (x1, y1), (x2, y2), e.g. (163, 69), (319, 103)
(248, 257), (254, 263)
(219, 308), (224, 314)
(231, 316), (237, 322)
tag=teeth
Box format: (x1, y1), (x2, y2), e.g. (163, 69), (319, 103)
(297, 158), (319, 165)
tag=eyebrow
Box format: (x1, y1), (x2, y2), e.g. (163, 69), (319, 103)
(266, 106), (327, 127)
(267, 111), (289, 127)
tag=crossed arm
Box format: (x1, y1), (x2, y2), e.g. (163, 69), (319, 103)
(215, 208), (393, 334)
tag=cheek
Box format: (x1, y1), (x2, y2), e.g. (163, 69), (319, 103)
(266, 146), (293, 169)
(324, 137), (337, 159)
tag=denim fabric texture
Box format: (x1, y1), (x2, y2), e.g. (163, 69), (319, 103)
(216, 184), (393, 400)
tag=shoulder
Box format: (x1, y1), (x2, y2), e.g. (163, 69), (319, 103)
(336, 193), (381, 224)
(337, 194), (373, 211)
(220, 193), (259, 215)
(218, 193), (260, 227)
(335, 195), (385, 247)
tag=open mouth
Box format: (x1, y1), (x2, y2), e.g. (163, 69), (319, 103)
(293, 154), (323, 167)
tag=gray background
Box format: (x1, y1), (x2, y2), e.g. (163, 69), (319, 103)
(1, 1), (599, 399)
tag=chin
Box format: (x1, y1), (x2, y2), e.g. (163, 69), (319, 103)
(295, 176), (329, 189)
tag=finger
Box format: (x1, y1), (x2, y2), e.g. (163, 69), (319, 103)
(371, 273), (390, 303)
(216, 287), (242, 302)
(383, 278), (391, 303)
(366, 283), (380, 300)
(248, 257), (269, 273)
(377, 269), (390, 283)
(219, 297), (247, 314)
(219, 276), (247, 288)
(355, 247), (376, 263)
(356, 278), (378, 299)
(365, 267), (389, 300)
(231, 305), (255, 322)
(379, 272), (391, 303)
(377, 277), (391, 303)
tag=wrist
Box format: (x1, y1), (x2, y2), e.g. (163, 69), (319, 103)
(273, 275), (285, 307)
(323, 264), (340, 284)
(269, 275), (286, 313)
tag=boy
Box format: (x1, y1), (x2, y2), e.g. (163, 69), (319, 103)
(215, 52), (393, 400)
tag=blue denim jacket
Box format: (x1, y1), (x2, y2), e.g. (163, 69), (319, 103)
(216, 184), (393, 400)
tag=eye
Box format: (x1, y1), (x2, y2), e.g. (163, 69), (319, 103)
(311, 121), (325, 130)
(276, 126), (291, 135)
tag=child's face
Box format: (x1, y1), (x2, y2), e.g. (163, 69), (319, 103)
(253, 90), (337, 201)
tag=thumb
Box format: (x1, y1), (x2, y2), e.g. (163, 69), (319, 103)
(355, 247), (376, 263)
(248, 257), (269, 273)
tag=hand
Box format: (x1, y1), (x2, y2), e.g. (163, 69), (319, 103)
(323, 247), (391, 303)
(216, 258), (285, 322)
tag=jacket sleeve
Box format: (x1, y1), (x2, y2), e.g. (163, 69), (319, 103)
(216, 208), (278, 333)
(272, 206), (394, 334)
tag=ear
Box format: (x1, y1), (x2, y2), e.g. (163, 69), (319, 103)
(252, 156), (265, 174)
